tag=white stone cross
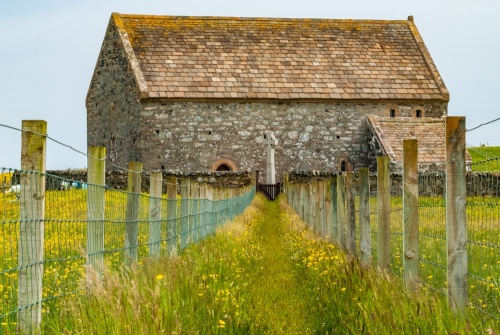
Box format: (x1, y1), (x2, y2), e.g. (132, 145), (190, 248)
(264, 131), (278, 184)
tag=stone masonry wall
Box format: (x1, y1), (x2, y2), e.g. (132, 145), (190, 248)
(86, 18), (142, 167)
(41, 170), (252, 193)
(137, 100), (447, 180)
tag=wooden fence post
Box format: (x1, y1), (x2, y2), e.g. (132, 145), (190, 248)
(403, 140), (419, 293)
(314, 181), (321, 233)
(190, 181), (199, 243)
(337, 174), (346, 249)
(205, 185), (214, 236)
(309, 183), (315, 228)
(446, 116), (468, 313)
(125, 161), (142, 264)
(87, 146), (106, 279)
(18, 120), (46, 334)
(199, 184), (207, 239)
(214, 186), (221, 230)
(166, 176), (177, 255)
(149, 171), (162, 258)
(377, 156), (391, 272)
(359, 168), (371, 268)
(179, 178), (190, 250)
(300, 183), (306, 221)
(331, 177), (338, 242)
(325, 179), (333, 241)
(346, 172), (356, 255)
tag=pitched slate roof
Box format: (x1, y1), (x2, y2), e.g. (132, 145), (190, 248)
(368, 116), (447, 164)
(111, 13), (449, 101)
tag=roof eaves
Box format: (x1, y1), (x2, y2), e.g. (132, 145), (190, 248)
(406, 16), (450, 102)
(112, 13), (149, 100)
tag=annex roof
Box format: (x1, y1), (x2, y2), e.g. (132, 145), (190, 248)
(110, 13), (449, 101)
(367, 116), (471, 166)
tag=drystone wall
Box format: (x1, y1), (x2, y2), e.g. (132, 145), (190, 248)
(43, 169), (253, 193)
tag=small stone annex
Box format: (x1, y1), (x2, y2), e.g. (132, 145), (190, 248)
(87, 13), (451, 178)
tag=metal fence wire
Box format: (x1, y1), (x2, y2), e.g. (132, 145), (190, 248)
(0, 167), (255, 333)
(285, 165), (500, 321)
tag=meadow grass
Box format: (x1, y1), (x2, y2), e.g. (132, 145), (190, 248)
(468, 146), (500, 171)
(1, 188), (499, 333)
(30, 195), (497, 334)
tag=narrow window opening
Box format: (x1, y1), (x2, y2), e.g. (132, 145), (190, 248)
(161, 165), (165, 170)
(416, 110), (422, 118)
(155, 130), (160, 134)
(341, 161), (347, 172)
(390, 109), (396, 118)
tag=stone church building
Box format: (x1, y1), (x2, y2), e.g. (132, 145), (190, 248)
(87, 13), (450, 177)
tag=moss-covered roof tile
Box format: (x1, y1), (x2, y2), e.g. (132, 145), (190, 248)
(112, 13), (449, 101)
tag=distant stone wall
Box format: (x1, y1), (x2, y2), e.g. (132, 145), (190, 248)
(286, 171), (500, 197)
(44, 169), (253, 193)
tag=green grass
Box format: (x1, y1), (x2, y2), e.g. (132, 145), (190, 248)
(468, 146), (500, 171)
(29, 195), (498, 334)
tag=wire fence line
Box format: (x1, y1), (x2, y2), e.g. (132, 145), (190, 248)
(0, 121), (256, 334)
(285, 119), (499, 322)
(0, 167), (255, 333)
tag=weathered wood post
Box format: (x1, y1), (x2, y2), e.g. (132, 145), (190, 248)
(166, 176), (177, 255)
(149, 171), (162, 258)
(403, 140), (419, 293)
(87, 146), (106, 279)
(125, 161), (142, 264)
(337, 174), (346, 249)
(345, 171), (356, 255)
(299, 182), (306, 221)
(314, 181), (321, 233)
(309, 182), (315, 229)
(199, 184), (207, 239)
(377, 156), (391, 272)
(359, 168), (371, 268)
(331, 177), (338, 242)
(190, 181), (199, 242)
(18, 120), (46, 334)
(179, 178), (190, 250)
(446, 116), (468, 313)
(209, 187), (220, 234)
(325, 179), (333, 241)
(205, 185), (214, 235)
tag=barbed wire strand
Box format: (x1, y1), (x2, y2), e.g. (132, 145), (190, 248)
(466, 116), (500, 132)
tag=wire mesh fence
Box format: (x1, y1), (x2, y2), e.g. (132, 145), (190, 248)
(285, 163), (500, 321)
(0, 167), (255, 333)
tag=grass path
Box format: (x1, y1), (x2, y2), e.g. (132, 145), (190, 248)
(243, 199), (311, 333)
(39, 195), (493, 334)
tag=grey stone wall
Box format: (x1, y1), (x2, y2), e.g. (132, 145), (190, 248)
(137, 100), (447, 179)
(86, 18), (142, 167)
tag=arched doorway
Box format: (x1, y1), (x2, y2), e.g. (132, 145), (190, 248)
(216, 164), (231, 171)
(211, 158), (238, 172)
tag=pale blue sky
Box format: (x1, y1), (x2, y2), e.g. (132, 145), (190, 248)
(1, 1), (499, 170)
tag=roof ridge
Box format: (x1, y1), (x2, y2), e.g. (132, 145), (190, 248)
(115, 12), (409, 24)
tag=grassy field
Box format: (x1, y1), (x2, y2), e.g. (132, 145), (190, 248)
(3, 196), (491, 333)
(468, 146), (500, 171)
(1, 186), (499, 333)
